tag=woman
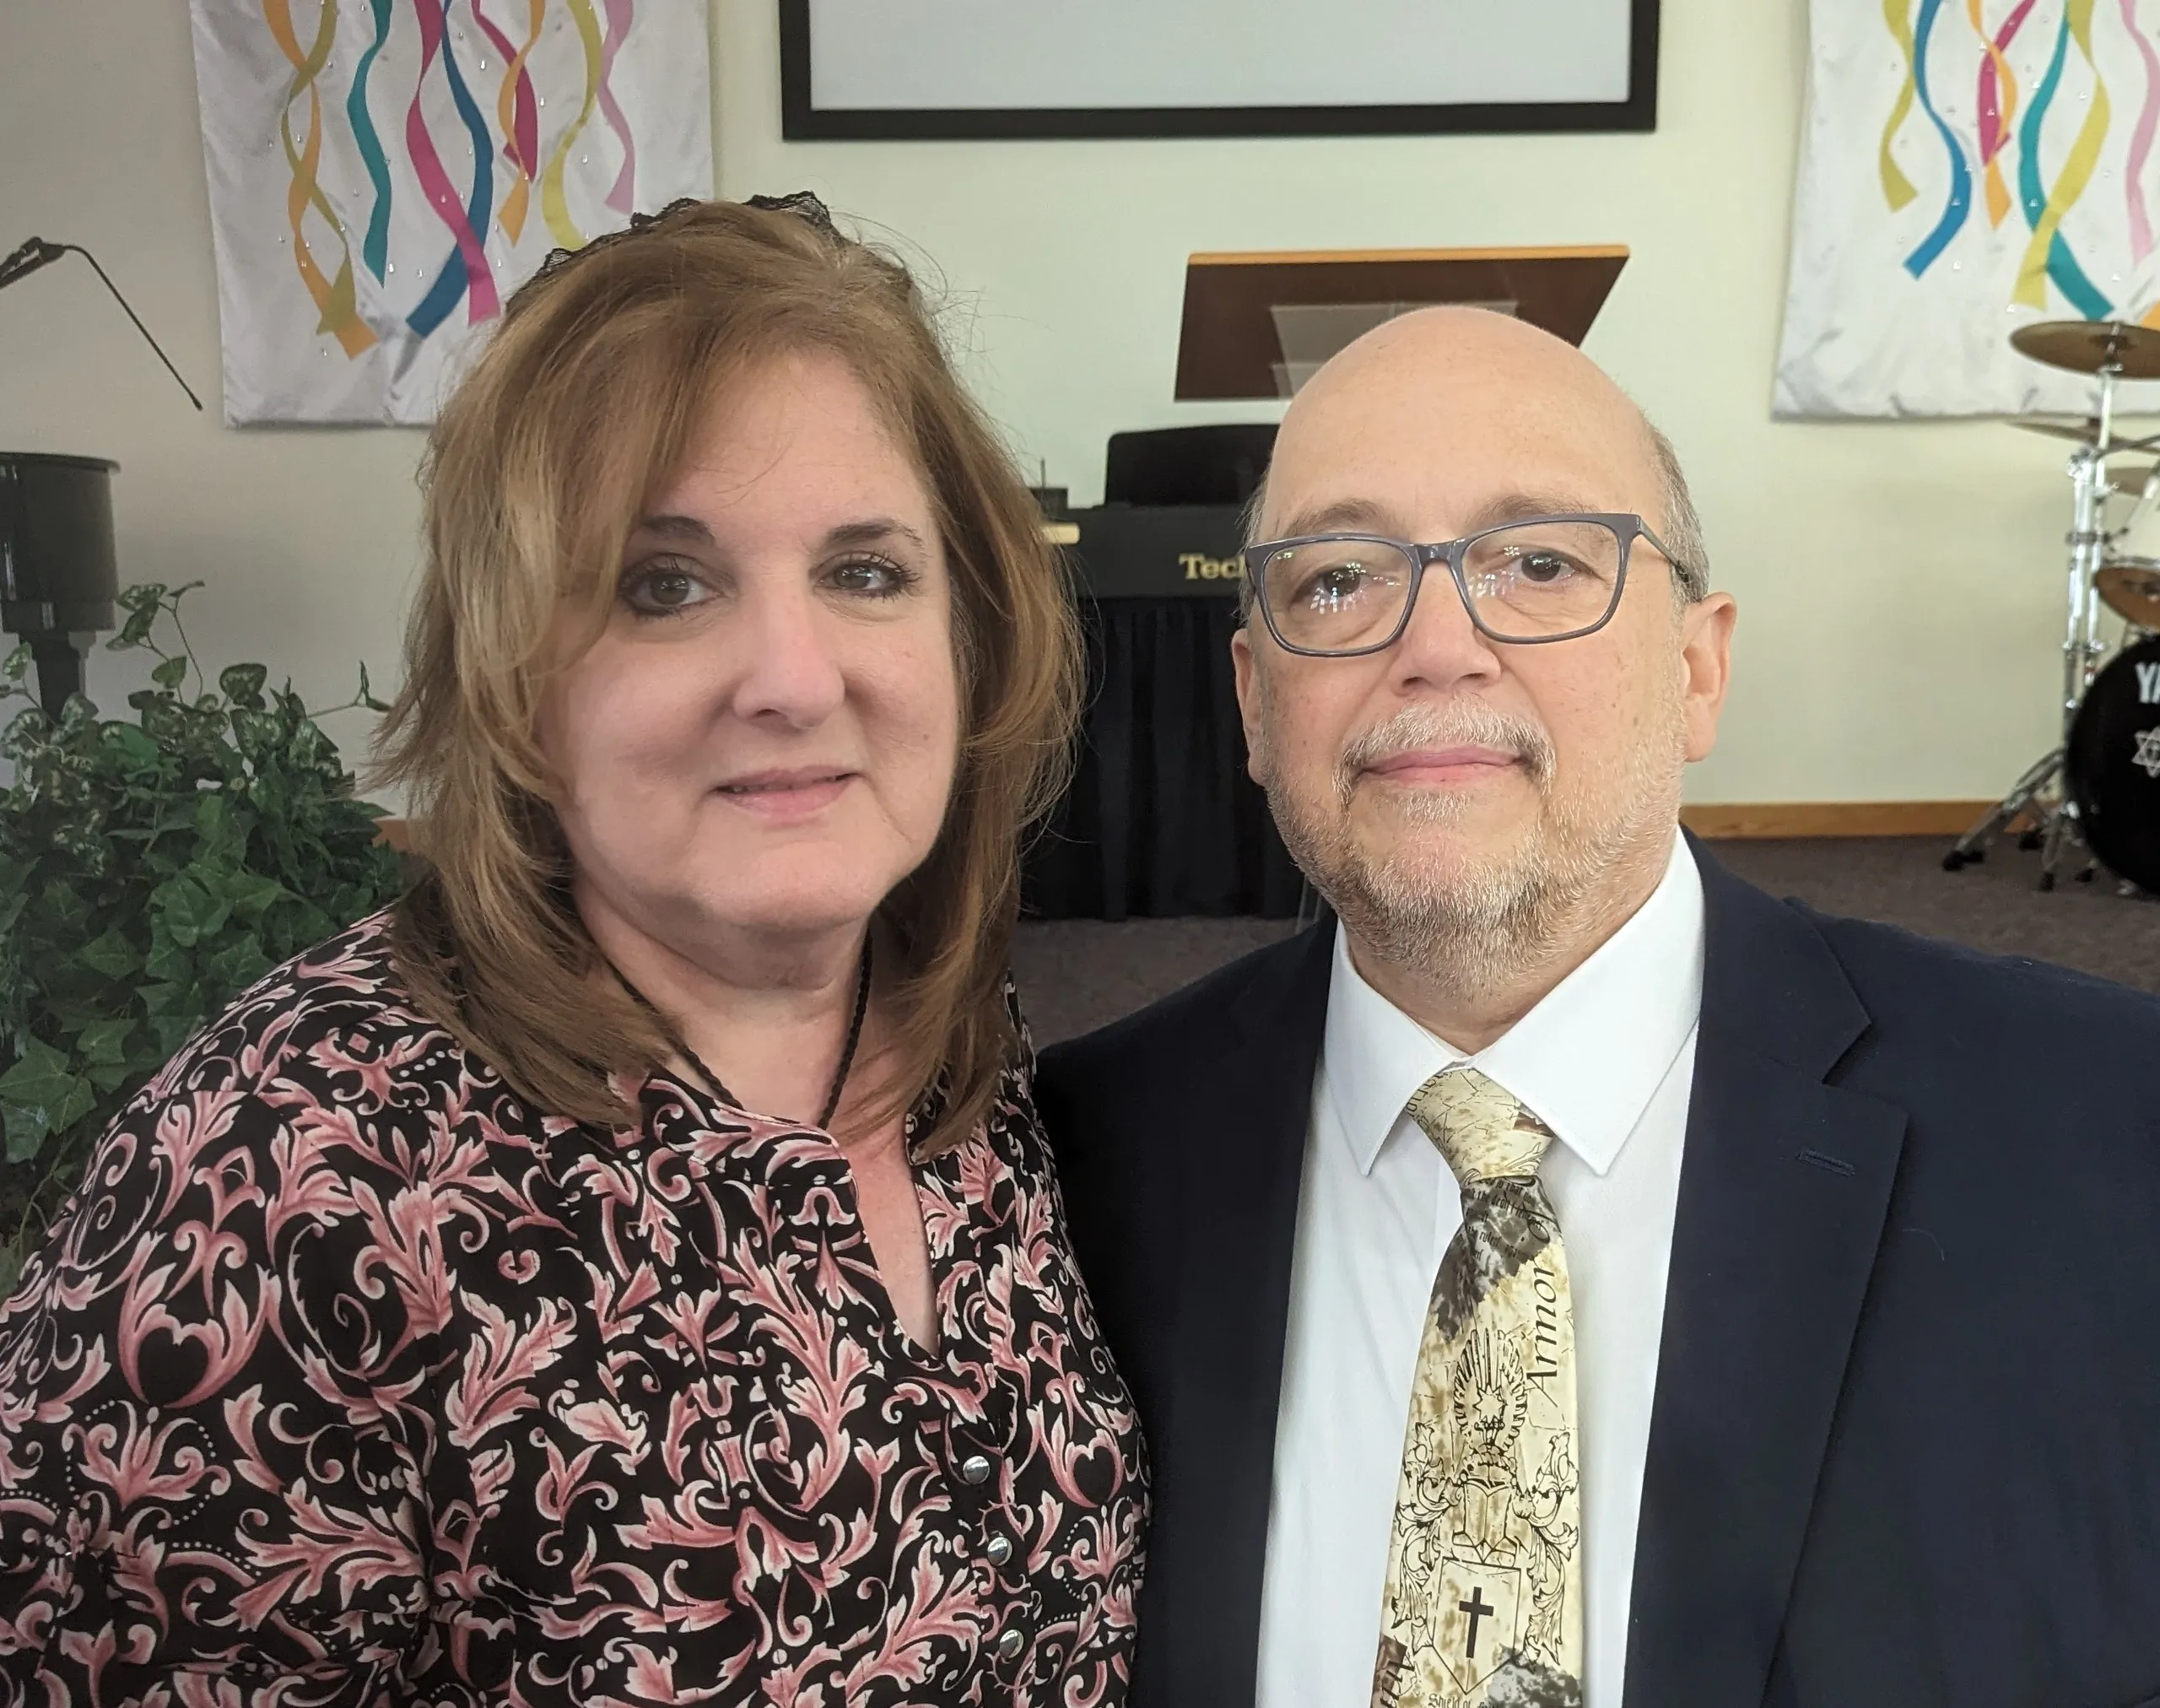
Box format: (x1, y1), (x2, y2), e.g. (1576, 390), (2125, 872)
(0, 196), (1145, 1705)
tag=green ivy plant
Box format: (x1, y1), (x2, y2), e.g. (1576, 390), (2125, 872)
(0, 582), (404, 1288)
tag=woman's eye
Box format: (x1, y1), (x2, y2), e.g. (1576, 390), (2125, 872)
(827, 554), (912, 597)
(622, 563), (714, 616)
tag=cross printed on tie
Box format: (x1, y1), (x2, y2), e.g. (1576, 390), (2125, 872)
(1457, 1588), (1494, 1660)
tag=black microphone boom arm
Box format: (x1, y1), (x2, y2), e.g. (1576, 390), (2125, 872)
(0, 236), (204, 412)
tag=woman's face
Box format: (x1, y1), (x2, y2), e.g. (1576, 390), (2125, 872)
(538, 349), (962, 954)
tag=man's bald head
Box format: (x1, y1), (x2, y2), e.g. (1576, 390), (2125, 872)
(1228, 303), (1736, 1043)
(1250, 307), (1707, 601)
(1291, 304), (1622, 418)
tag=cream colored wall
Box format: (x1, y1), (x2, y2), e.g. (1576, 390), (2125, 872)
(0, 0), (2092, 805)
(0, 0), (429, 747)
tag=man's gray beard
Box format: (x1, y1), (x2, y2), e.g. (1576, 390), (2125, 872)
(1260, 696), (1683, 1003)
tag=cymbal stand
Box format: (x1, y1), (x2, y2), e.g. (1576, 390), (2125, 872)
(1945, 361), (2122, 887)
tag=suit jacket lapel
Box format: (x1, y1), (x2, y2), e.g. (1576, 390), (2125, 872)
(1623, 851), (1909, 1708)
(1143, 920), (1334, 1708)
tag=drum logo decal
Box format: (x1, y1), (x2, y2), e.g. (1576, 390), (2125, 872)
(2133, 727), (2160, 781)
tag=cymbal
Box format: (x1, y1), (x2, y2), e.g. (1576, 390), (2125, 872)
(2007, 414), (2160, 456)
(2011, 318), (2160, 379)
(2098, 560), (2160, 629)
(2012, 413), (2109, 444)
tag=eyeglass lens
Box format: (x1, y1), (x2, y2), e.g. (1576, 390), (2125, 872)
(1260, 520), (1626, 652)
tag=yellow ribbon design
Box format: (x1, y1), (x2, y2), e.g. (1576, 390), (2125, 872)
(498, 0), (544, 243)
(262, 0), (377, 358)
(2017, 0), (2112, 309)
(1881, 0), (1923, 210)
(541, 0), (604, 252)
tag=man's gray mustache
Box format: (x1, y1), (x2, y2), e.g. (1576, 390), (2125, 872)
(1336, 704), (1556, 801)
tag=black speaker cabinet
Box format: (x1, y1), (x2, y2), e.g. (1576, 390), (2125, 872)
(0, 452), (120, 716)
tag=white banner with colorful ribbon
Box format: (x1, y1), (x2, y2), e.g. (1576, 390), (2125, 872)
(1777, 0), (2160, 418)
(189, 0), (711, 425)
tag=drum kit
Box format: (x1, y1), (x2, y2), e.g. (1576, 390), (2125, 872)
(1944, 318), (2160, 894)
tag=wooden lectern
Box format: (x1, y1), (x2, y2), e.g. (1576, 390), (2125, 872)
(1173, 246), (1630, 400)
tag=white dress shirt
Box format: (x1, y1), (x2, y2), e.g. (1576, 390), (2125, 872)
(1255, 833), (1704, 1708)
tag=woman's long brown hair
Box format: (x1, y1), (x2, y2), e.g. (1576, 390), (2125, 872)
(374, 198), (1082, 1153)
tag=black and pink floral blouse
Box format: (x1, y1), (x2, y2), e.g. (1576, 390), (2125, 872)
(0, 915), (1146, 1705)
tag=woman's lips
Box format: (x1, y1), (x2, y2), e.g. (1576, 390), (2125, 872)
(712, 769), (857, 821)
(1358, 746), (1520, 787)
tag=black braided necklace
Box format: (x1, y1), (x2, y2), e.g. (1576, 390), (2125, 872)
(629, 937), (873, 1132)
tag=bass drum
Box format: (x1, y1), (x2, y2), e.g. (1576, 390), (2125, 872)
(2067, 634), (2160, 890)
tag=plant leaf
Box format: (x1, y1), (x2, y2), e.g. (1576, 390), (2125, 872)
(105, 723), (161, 771)
(219, 663), (267, 706)
(214, 871), (285, 922)
(356, 662), (391, 714)
(51, 1075), (97, 1134)
(73, 928), (140, 981)
(71, 1018), (136, 1068)
(109, 607), (158, 650)
(194, 793), (239, 859)
(202, 936), (269, 998)
(143, 932), (192, 986)
(1, 601), (403, 1231)
(150, 873), (229, 949)
(0, 1038), (86, 1144)
(148, 1012), (201, 1057)
(139, 981), (196, 1019)
(3, 1101), (51, 1165)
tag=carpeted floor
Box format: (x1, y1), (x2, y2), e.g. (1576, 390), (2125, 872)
(1011, 836), (2160, 1046)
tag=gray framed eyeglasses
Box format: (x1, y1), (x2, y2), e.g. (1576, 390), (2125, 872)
(1243, 512), (1688, 657)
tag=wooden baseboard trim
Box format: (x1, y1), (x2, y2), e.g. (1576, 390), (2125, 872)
(1681, 801), (2000, 840)
(386, 803), (2007, 849)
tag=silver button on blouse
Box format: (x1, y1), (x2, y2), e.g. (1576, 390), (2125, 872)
(995, 1624), (1026, 1661)
(958, 1452), (993, 1486)
(985, 1532), (1014, 1566)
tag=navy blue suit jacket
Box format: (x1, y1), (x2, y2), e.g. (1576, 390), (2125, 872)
(1036, 846), (2160, 1708)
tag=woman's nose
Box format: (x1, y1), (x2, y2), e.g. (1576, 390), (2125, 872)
(729, 585), (848, 727)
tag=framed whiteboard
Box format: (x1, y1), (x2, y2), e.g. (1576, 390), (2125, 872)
(778, 0), (1661, 140)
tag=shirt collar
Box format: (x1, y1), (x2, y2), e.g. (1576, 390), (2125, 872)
(1321, 831), (1705, 1179)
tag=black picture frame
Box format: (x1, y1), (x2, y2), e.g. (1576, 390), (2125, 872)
(778, 0), (1661, 141)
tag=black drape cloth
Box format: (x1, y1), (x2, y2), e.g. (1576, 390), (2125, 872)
(1023, 597), (1305, 921)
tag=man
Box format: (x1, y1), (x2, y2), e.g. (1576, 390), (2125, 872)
(1036, 308), (2160, 1708)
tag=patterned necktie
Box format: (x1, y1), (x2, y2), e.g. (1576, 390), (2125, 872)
(1371, 1068), (1584, 1708)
